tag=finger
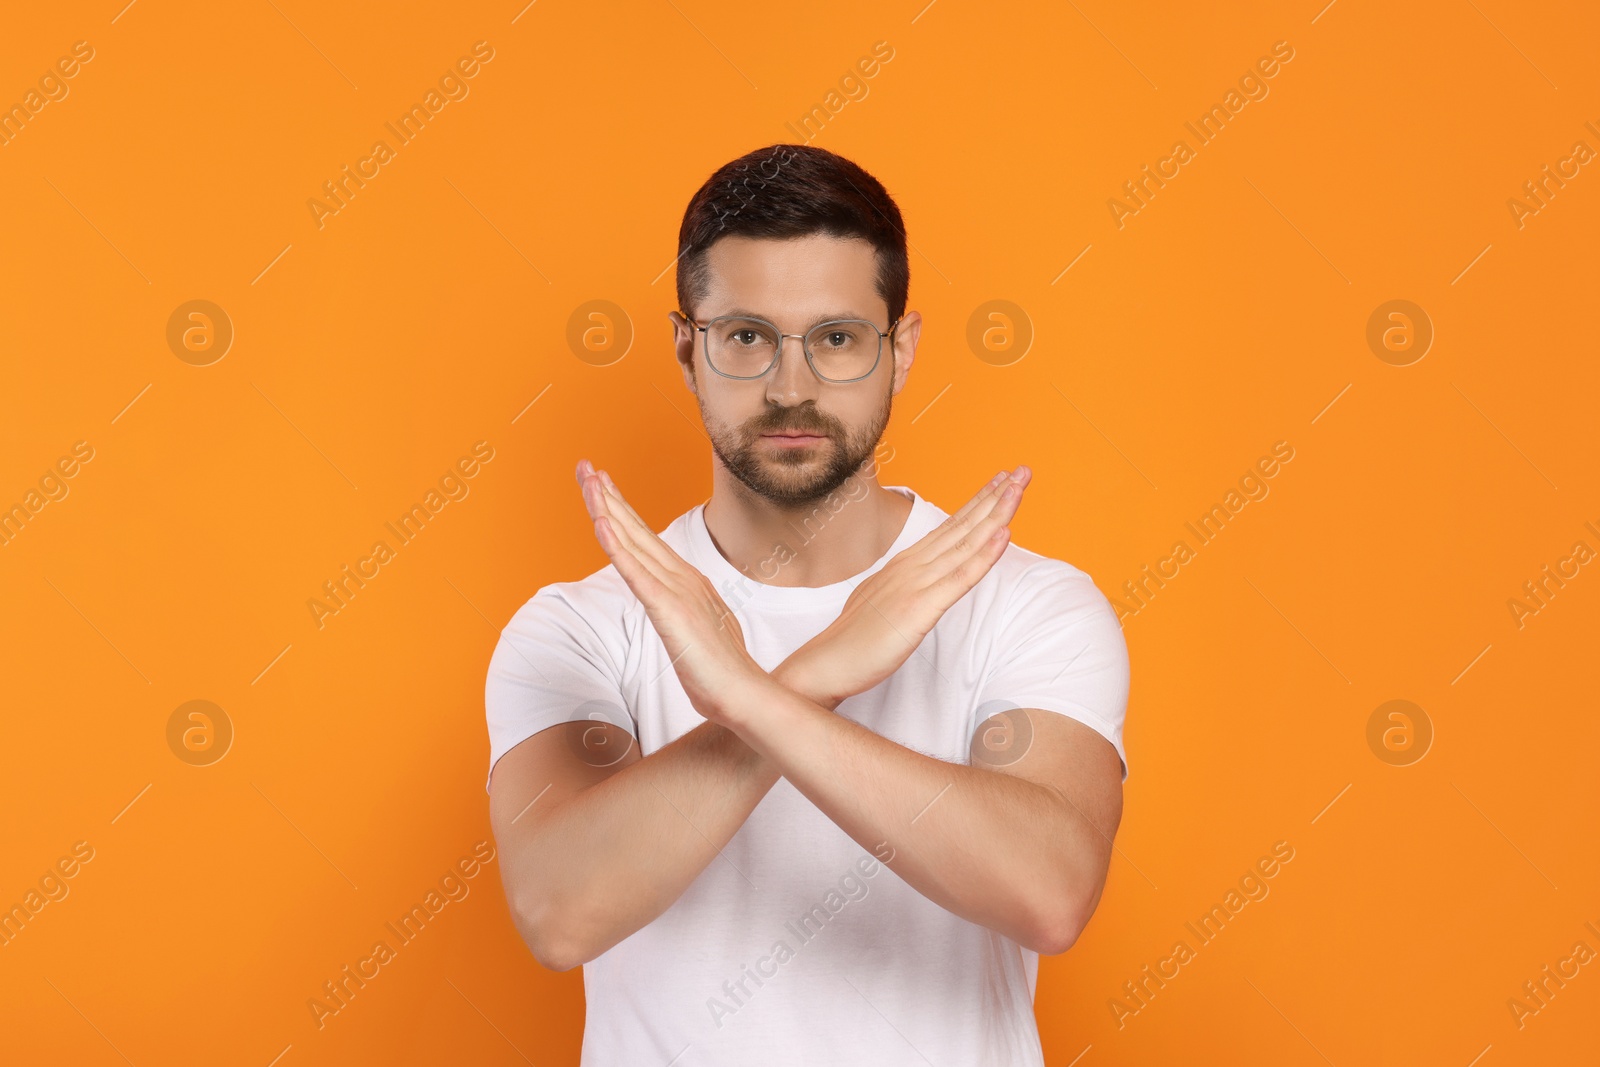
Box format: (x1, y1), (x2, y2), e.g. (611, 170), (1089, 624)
(929, 522), (1012, 603)
(576, 462), (649, 550)
(597, 511), (750, 680)
(911, 467), (1022, 562)
(950, 469), (1010, 523)
(595, 470), (670, 553)
(926, 470), (1029, 573)
(964, 470), (1029, 545)
(592, 512), (676, 615)
(588, 487), (743, 671)
(907, 473), (1006, 561)
(948, 465), (1029, 530)
(574, 459), (607, 523)
(588, 469), (689, 578)
(577, 471), (675, 587)
(963, 466), (1029, 534)
(583, 472), (720, 610)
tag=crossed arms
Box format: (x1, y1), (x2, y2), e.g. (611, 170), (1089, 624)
(488, 463), (1125, 972)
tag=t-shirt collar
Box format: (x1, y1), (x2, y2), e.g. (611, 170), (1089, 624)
(683, 484), (933, 614)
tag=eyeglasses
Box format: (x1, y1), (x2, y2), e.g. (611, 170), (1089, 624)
(680, 312), (900, 383)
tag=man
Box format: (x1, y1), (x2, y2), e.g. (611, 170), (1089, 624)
(484, 143), (1130, 1066)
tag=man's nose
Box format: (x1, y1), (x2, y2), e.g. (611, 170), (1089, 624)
(765, 337), (819, 405)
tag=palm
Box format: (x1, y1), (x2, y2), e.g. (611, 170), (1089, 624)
(790, 467), (1031, 707)
(574, 461), (757, 715)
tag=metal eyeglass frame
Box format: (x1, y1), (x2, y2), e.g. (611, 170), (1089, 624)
(679, 311), (902, 383)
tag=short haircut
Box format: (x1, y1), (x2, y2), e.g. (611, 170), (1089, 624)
(674, 143), (910, 329)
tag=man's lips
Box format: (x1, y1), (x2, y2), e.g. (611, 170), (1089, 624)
(761, 431), (828, 448)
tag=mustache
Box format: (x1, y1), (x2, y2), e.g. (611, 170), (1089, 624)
(752, 416), (835, 436)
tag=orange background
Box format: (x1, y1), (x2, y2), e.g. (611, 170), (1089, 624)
(2, 1), (1597, 1063)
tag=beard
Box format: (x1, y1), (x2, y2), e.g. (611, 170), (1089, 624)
(700, 383), (892, 509)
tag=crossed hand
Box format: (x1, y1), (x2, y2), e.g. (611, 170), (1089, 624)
(574, 459), (1031, 720)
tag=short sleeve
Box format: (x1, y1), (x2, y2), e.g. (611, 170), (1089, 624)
(971, 559), (1131, 782)
(484, 582), (635, 794)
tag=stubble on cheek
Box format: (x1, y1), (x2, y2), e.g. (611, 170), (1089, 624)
(695, 371), (894, 507)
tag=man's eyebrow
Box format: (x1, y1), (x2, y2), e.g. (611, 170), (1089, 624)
(718, 308), (876, 327)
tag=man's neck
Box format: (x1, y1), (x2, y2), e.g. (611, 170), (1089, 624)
(701, 471), (914, 589)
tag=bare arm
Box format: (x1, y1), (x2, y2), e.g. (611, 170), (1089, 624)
(711, 672), (1123, 953)
(491, 460), (1051, 968)
(490, 718), (766, 972)
(491, 457), (833, 971)
(489, 659), (816, 972)
(726, 466), (1127, 950)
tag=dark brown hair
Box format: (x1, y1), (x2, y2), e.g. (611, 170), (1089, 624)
(674, 144), (910, 328)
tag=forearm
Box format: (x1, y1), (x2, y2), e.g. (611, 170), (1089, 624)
(506, 719), (778, 968)
(507, 659), (836, 969)
(721, 672), (1103, 952)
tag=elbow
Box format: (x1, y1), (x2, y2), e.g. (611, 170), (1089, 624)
(511, 896), (588, 972)
(1031, 909), (1085, 956)
(528, 935), (584, 974)
(1027, 893), (1089, 956)
(1027, 852), (1108, 954)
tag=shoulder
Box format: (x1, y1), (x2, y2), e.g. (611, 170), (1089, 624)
(487, 567), (628, 692)
(906, 488), (1119, 630)
(510, 562), (629, 626)
(987, 537), (1124, 636)
(993, 539), (1097, 594)
(906, 488), (1111, 614)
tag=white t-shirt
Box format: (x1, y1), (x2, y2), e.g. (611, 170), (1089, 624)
(484, 484), (1130, 1066)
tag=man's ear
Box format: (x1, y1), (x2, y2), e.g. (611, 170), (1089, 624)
(668, 311), (699, 393)
(888, 310), (921, 397)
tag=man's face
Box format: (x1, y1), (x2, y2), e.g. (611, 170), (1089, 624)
(671, 233), (918, 509)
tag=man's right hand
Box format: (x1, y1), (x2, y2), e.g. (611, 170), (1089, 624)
(776, 466), (1032, 710)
